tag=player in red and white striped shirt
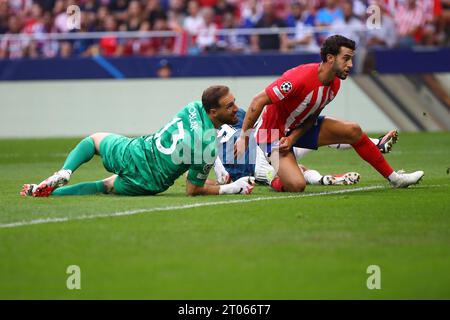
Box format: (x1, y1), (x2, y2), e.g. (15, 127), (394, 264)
(235, 35), (424, 192)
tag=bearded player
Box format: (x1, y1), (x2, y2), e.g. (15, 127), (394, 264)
(216, 108), (398, 186)
(21, 85), (254, 197)
(235, 35), (423, 192)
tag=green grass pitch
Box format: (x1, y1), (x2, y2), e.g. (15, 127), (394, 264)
(0, 132), (449, 299)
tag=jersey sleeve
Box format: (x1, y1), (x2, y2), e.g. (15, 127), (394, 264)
(187, 161), (213, 186)
(264, 70), (303, 104)
(186, 127), (217, 187)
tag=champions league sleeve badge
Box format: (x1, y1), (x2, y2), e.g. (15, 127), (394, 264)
(280, 81), (293, 94)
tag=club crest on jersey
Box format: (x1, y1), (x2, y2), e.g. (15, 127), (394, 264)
(203, 164), (213, 174)
(280, 81), (292, 93)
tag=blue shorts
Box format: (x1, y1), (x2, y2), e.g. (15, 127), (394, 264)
(259, 116), (325, 155)
(289, 116), (325, 150)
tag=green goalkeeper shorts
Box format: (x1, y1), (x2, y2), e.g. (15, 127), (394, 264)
(99, 134), (156, 196)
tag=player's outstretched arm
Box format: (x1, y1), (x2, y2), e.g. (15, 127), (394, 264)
(234, 91), (272, 158)
(186, 177), (255, 196)
(186, 180), (220, 195)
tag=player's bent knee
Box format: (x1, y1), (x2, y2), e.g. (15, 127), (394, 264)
(103, 182), (113, 194)
(90, 132), (111, 154)
(283, 180), (306, 193)
(347, 122), (363, 142)
(90, 132), (103, 140)
(103, 175), (117, 194)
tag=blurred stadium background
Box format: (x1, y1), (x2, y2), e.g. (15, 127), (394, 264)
(0, 0), (449, 137)
(1, 0), (450, 299)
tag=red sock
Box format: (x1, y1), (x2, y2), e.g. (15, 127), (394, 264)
(271, 177), (284, 192)
(351, 134), (394, 178)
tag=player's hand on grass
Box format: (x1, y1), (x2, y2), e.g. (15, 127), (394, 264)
(219, 176), (255, 195)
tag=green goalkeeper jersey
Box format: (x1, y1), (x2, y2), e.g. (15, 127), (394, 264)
(129, 101), (217, 193)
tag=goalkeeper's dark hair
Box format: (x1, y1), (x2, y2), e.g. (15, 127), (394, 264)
(320, 35), (356, 62)
(202, 85), (230, 113)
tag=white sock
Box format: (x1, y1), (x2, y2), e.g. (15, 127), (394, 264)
(328, 138), (379, 150)
(388, 171), (399, 182)
(303, 169), (323, 185)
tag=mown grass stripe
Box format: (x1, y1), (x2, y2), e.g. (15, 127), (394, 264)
(0, 186), (384, 229)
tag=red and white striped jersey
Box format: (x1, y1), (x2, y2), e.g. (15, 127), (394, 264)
(256, 62), (340, 144)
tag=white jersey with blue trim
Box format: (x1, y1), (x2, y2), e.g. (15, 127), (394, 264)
(217, 108), (256, 181)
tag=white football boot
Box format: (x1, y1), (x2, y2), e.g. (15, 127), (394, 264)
(389, 170), (424, 188)
(33, 169), (71, 197)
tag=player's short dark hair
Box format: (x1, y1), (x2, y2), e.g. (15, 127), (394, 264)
(320, 35), (356, 62)
(202, 85), (229, 113)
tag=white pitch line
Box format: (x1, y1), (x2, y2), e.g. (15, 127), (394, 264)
(0, 186), (385, 229)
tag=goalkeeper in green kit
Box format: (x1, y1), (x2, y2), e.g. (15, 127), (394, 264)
(20, 85), (255, 197)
